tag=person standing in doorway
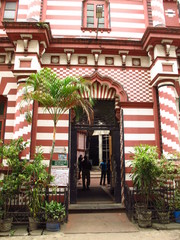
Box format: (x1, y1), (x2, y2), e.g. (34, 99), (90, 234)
(100, 159), (107, 185)
(107, 159), (111, 185)
(78, 154), (83, 179)
(81, 155), (92, 190)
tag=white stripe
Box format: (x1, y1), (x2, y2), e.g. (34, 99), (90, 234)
(112, 22), (145, 29)
(160, 109), (178, 124)
(46, 10), (81, 16)
(37, 120), (69, 127)
(38, 146), (68, 154)
(124, 133), (155, 141)
(161, 123), (179, 138)
(124, 147), (135, 154)
(123, 108), (153, 115)
(124, 121), (154, 128)
(36, 133), (68, 140)
(125, 173), (132, 181)
(111, 4), (144, 10)
(111, 12), (144, 20)
(3, 83), (17, 95)
(162, 137), (180, 151)
(14, 125), (32, 139)
(38, 107), (69, 114)
(4, 132), (14, 140)
(46, 19), (81, 25)
(5, 120), (14, 126)
(6, 107), (15, 114)
(47, 1), (81, 7)
(159, 86), (175, 96)
(159, 97), (176, 111)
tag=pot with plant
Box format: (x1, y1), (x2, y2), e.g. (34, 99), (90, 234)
(131, 144), (160, 228)
(154, 194), (170, 224)
(23, 149), (53, 231)
(0, 138), (27, 232)
(172, 189), (180, 223)
(43, 200), (65, 231)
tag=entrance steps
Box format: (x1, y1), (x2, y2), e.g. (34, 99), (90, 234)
(69, 202), (125, 213)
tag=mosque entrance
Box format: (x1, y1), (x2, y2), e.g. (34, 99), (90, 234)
(69, 100), (121, 204)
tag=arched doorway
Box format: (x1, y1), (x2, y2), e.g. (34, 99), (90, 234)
(69, 72), (127, 204)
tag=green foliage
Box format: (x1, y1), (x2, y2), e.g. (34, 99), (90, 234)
(43, 200), (65, 222)
(0, 138), (53, 220)
(131, 144), (160, 207)
(173, 190), (180, 210)
(23, 149), (53, 220)
(158, 157), (176, 187)
(23, 67), (94, 174)
(0, 138), (28, 218)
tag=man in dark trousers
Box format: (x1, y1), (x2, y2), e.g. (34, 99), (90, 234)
(100, 159), (107, 185)
(78, 154), (83, 179)
(81, 155), (92, 190)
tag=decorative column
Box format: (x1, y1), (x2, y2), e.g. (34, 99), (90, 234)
(151, 0), (166, 27)
(99, 134), (103, 163)
(26, 0), (41, 22)
(158, 83), (180, 156)
(13, 77), (33, 160)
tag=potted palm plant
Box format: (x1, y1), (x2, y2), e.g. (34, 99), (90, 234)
(131, 144), (159, 227)
(43, 200), (65, 231)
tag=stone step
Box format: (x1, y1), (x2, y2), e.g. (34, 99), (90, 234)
(69, 203), (125, 213)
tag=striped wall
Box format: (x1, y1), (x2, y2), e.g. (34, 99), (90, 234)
(13, 82), (33, 159)
(5, 0), (147, 39)
(158, 85), (180, 156)
(45, 0), (146, 39)
(36, 107), (69, 165)
(0, 73), (17, 143)
(122, 107), (156, 188)
(52, 67), (152, 102)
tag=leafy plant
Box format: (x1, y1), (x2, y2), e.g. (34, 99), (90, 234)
(0, 138), (28, 219)
(22, 68), (94, 174)
(43, 200), (65, 222)
(23, 149), (53, 220)
(131, 144), (160, 208)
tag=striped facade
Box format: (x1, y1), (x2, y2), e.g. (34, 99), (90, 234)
(122, 106), (156, 188)
(158, 84), (180, 156)
(0, 0), (180, 203)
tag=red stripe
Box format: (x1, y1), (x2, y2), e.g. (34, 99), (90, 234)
(38, 113), (69, 120)
(124, 128), (155, 134)
(124, 115), (154, 121)
(125, 140), (156, 147)
(161, 130), (179, 144)
(36, 140), (68, 146)
(161, 117), (178, 131)
(37, 126), (68, 133)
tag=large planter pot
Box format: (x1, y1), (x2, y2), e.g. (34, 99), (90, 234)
(138, 210), (152, 228)
(173, 211), (180, 223)
(0, 217), (13, 232)
(134, 203), (147, 220)
(157, 211), (170, 224)
(46, 221), (60, 232)
(28, 217), (40, 231)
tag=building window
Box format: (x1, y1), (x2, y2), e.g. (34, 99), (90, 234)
(3, 1), (17, 21)
(82, 0), (111, 32)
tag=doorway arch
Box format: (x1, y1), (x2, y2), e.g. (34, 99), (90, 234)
(69, 72), (128, 204)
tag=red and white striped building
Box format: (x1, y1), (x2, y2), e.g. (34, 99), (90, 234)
(0, 0), (180, 203)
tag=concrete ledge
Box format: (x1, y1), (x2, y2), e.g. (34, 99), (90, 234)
(152, 223), (180, 230)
